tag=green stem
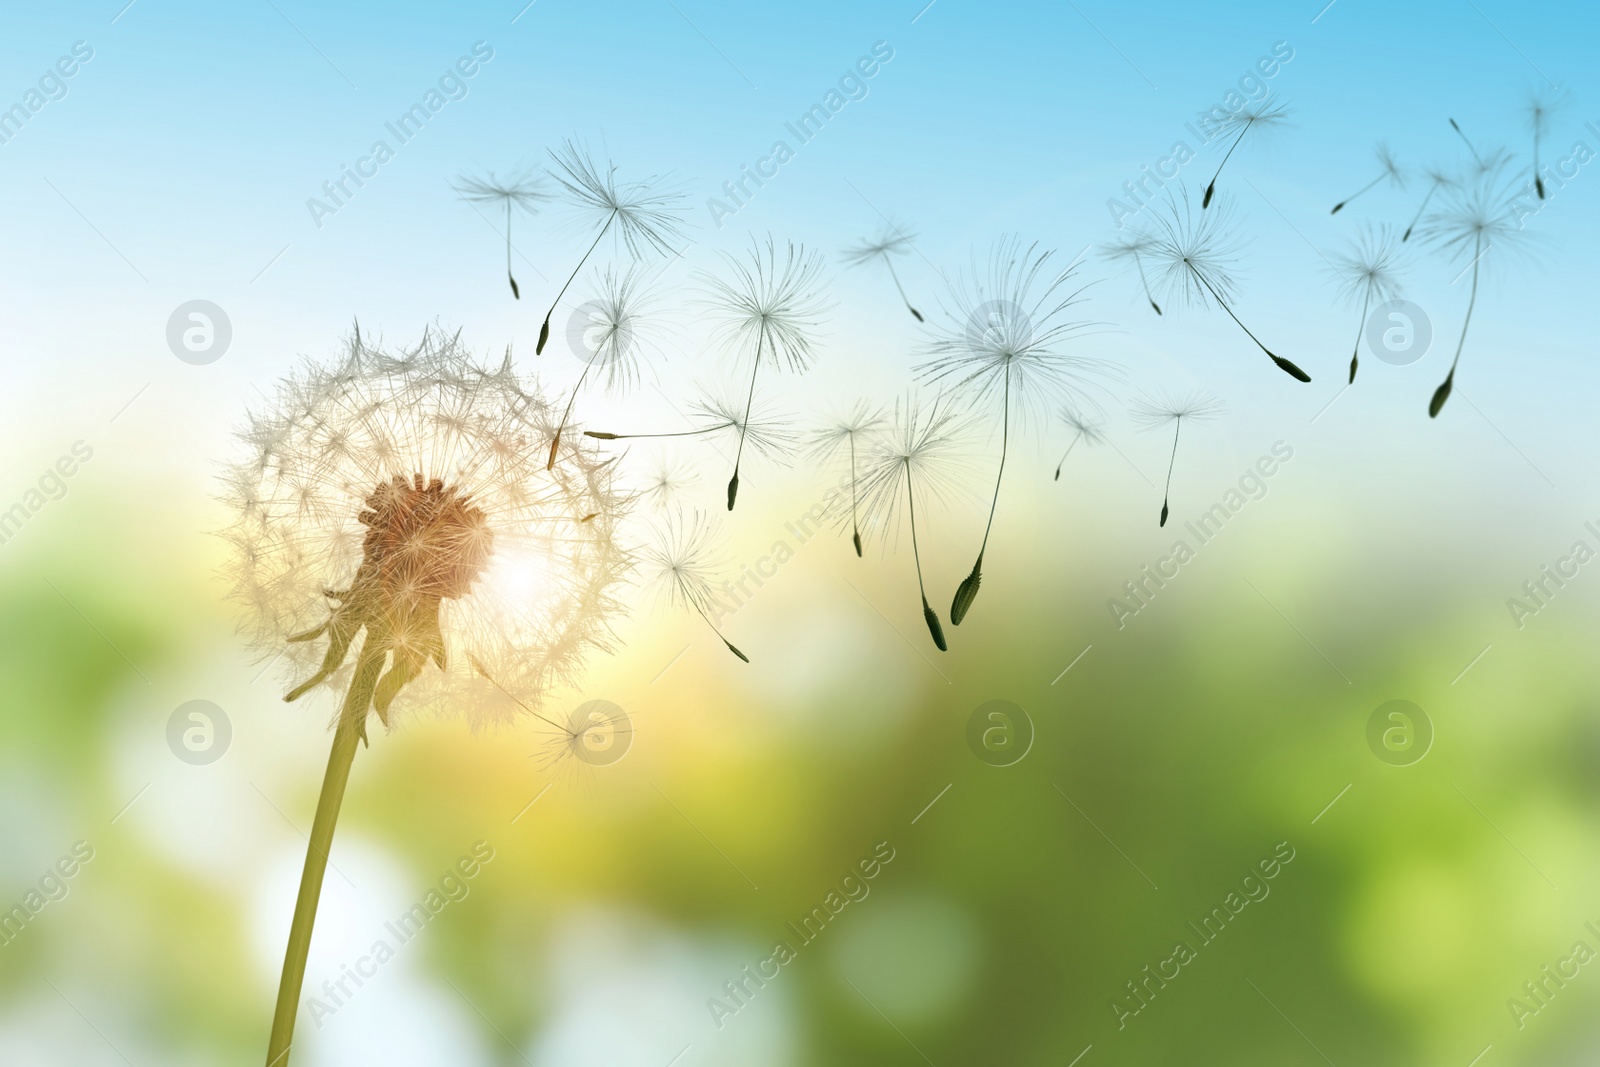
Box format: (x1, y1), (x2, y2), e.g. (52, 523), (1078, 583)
(265, 636), (385, 1067)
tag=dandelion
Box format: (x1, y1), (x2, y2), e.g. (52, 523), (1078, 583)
(1402, 167), (1457, 242)
(1146, 189), (1312, 383)
(1131, 389), (1223, 527)
(918, 236), (1109, 626)
(1198, 101), (1290, 208)
(641, 509), (747, 661)
(1526, 88), (1567, 200)
(1102, 232), (1164, 315)
(860, 396), (972, 652)
(1330, 142), (1404, 214)
(841, 221), (925, 321)
(700, 236), (831, 510)
(585, 385), (796, 462)
(805, 400), (889, 556)
(547, 266), (663, 469)
(1326, 225), (1405, 383)
(536, 141), (688, 355)
(1447, 118), (1512, 180)
(453, 170), (551, 299)
(227, 328), (629, 1066)
(1419, 171), (1525, 417)
(1053, 402), (1104, 482)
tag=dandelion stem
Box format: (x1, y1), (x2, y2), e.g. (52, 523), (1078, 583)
(1133, 252), (1161, 315)
(1189, 266), (1311, 382)
(884, 259), (923, 322)
(951, 363), (1008, 625)
(1331, 171), (1385, 214)
(538, 208), (618, 355)
(548, 359), (597, 470)
(1431, 231), (1481, 418)
(849, 433), (863, 556)
(1403, 182), (1441, 242)
(584, 424), (729, 441)
(1054, 430), (1084, 482)
(1449, 118), (1485, 170)
(905, 460), (947, 652)
(692, 600), (748, 662)
(1159, 418), (1181, 527)
(506, 201), (519, 299)
(1350, 290), (1370, 384)
(265, 635), (385, 1067)
(1203, 116), (1253, 208)
(727, 332), (764, 511)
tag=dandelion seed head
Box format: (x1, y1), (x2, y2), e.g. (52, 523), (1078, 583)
(918, 236), (1113, 422)
(548, 139), (689, 258)
(1146, 189), (1246, 309)
(1419, 171), (1532, 266)
(1058, 401), (1106, 444)
(1199, 100), (1291, 140)
(701, 235), (833, 374)
(221, 327), (630, 729)
(1130, 388), (1225, 428)
(452, 170), (552, 213)
(1327, 224), (1406, 307)
(805, 400), (890, 463)
(640, 509), (728, 618)
(689, 385), (798, 461)
(567, 265), (666, 394)
(840, 221), (918, 267)
(860, 395), (976, 540)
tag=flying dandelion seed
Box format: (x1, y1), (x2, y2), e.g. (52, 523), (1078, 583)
(1198, 101), (1290, 208)
(1447, 118), (1512, 181)
(806, 400), (890, 557)
(1526, 88), (1567, 200)
(1402, 167), (1457, 242)
(1326, 225), (1406, 383)
(700, 235), (831, 511)
(453, 170), (551, 299)
(1419, 170), (1527, 418)
(1103, 232), (1164, 315)
(1146, 189), (1312, 383)
(547, 265), (664, 470)
(536, 140), (688, 355)
(226, 327), (629, 1066)
(1053, 402), (1105, 482)
(642, 509), (747, 662)
(841, 221), (926, 321)
(1331, 142), (1405, 215)
(1131, 389), (1223, 527)
(640, 460), (698, 510)
(860, 396), (973, 652)
(919, 236), (1112, 625)
(585, 384), (796, 463)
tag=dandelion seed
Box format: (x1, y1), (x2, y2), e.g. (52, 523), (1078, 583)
(641, 461), (697, 510)
(919, 236), (1111, 625)
(642, 509), (747, 661)
(1053, 402), (1104, 482)
(806, 400), (890, 556)
(841, 221), (925, 321)
(1198, 101), (1290, 208)
(1447, 118), (1513, 181)
(1418, 171), (1527, 417)
(700, 236), (831, 510)
(860, 396), (974, 652)
(1131, 389), (1223, 527)
(1402, 167), (1457, 242)
(536, 140), (689, 355)
(453, 170), (551, 299)
(548, 266), (664, 470)
(229, 328), (629, 1066)
(1331, 142), (1404, 214)
(585, 385), (796, 463)
(1526, 88), (1567, 200)
(1103, 232), (1164, 315)
(1146, 189), (1311, 383)
(1325, 225), (1406, 383)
